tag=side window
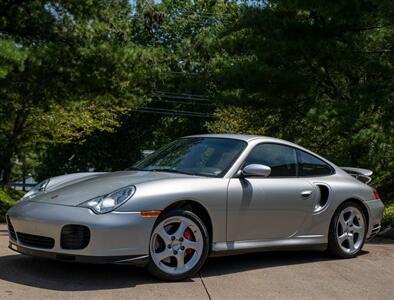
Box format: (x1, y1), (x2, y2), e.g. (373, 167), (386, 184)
(298, 150), (333, 176)
(245, 143), (297, 177)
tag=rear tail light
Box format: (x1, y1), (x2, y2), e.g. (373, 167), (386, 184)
(373, 191), (380, 200)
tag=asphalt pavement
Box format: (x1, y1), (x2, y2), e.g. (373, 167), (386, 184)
(0, 224), (393, 299)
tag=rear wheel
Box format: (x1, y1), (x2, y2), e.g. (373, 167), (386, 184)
(328, 202), (367, 258)
(147, 209), (209, 281)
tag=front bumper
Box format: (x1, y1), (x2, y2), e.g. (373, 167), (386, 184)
(8, 241), (148, 265)
(6, 200), (156, 260)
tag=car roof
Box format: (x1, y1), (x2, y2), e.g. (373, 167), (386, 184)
(185, 133), (339, 172)
(185, 133), (288, 143)
(185, 133), (312, 154)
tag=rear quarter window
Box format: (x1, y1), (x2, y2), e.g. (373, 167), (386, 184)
(297, 150), (333, 177)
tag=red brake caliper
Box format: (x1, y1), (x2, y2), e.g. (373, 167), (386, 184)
(183, 228), (195, 254)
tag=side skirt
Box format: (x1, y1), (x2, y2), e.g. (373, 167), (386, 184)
(210, 236), (327, 257)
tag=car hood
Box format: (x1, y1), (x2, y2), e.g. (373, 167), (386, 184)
(30, 171), (194, 206)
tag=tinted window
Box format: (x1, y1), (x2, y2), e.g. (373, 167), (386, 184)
(133, 137), (246, 177)
(245, 143), (297, 177)
(298, 150), (333, 176)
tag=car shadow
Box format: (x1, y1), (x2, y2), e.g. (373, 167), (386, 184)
(0, 249), (369, 291)
(201, 249), (369, 277)
(367, 237), (394, 244)
(0, 255), (159, 290)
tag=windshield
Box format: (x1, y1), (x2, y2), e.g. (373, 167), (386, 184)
(132, 137), (247, 177)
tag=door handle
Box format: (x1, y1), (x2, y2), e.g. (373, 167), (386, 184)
(301, 190), (313, 198)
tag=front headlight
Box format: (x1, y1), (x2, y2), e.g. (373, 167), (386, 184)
(20, 179), (50, 201)
(78, 185), (136, 214)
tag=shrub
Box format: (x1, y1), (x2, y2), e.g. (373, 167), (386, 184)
(0, 185), (24, 222)
(382, 201), (394, 229)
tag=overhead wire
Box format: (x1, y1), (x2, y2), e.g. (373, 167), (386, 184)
(135, 107), (213, 118)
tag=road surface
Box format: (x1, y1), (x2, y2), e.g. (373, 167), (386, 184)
(0, 224), (393, 299)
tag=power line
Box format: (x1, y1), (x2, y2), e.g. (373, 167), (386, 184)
(135, 107), (213, 118)
(150, 99), (215, 106)
(138, 107), (212, 117)
(170, 71), (203, 76)
(153, 91), (210, 102)
(152, 94), (211, 103)
(154, 90), (209, 98)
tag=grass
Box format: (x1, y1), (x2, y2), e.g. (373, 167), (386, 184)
(0, 185), (24, 222)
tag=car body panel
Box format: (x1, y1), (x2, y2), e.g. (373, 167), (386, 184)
(6, 134), (384, 262)
(33, 171), (193, 206)
(7, 201), (155, 256)
(117, 177), (229, 243)
(44, 172), (107, 192)
(227, 177), (316, 240)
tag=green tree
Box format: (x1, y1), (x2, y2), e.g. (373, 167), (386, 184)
(33, 0), (240, 178)
(130, 0), (240, 146)
(0, 0), (166, 184)
(208, 0), (394, 197)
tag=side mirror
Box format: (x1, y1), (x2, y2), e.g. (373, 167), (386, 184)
(241, 164), (271, 177)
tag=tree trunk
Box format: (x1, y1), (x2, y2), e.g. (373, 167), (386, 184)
(0, 110), (29, 186)
(1, 162), (12, 186)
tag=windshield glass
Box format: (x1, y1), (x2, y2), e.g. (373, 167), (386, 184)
(133, 137), (247, 177)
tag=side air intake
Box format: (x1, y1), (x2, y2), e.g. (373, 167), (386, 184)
(314, 184), (330, 211)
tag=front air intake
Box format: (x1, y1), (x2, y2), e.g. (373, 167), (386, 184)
(61, 225), (90, 250)
(6, 215), (17, 241)
(17, 232), (55, 249)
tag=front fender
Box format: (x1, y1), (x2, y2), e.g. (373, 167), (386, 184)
(117, 177), (230, 243)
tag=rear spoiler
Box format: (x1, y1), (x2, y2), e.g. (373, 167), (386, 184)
(341, 167), (373, 184)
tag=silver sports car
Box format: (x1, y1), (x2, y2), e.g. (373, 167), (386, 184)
(6, 134), (384, 280)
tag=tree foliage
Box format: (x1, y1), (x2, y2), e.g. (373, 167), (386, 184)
(0, 0), (166, 184)
(36, 0), (237, 179)
(0, 0), (393, 201)
(207, 0), (394, 197)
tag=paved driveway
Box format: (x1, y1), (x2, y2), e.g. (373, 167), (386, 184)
(0, 224), (393, 299)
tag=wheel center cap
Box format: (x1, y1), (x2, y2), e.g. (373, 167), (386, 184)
(171, 241), (181, 248)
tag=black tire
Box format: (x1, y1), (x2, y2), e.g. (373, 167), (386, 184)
(147, 209), (209, 281)
(328, 201), (367, 258)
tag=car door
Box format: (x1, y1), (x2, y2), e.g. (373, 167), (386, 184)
(227, 143), (316, 241)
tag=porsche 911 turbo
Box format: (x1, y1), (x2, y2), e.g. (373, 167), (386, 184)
(6, 134), (384, 280)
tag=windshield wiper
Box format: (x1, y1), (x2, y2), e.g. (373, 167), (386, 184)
(127, 167), (198, 176)
(148, 168), (196, 176)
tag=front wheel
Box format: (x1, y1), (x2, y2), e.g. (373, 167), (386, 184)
(147, 209), (209, 281)
(328, 202), (367, 258)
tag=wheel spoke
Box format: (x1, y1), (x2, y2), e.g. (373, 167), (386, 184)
(348, 235), (355, 251)
(183, 239), (200, 250)
(338, 233), (347, 244)
(174, 221), (188, 239)
(350, 211), (356, 223)
(175, 252), (185, 269)
(352, 224), (363, 234)
(339, 214), (347, 230)
(156, 248), (173, 261)
(157, 227), (172, 244)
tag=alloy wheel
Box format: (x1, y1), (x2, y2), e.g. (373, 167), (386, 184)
(150, 216), (204, 275)
(336, 206), (365, 254)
